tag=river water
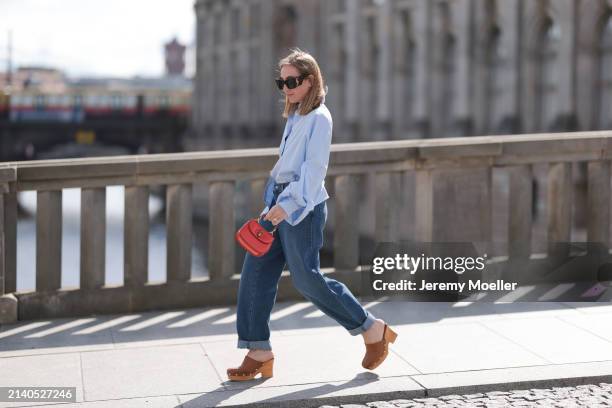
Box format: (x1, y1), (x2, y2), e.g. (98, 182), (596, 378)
(15, 186), (210, 293)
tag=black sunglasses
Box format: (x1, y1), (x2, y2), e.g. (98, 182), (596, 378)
(275, 73), (308, 90)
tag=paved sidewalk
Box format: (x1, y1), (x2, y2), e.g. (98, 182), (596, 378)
(1, 300), (612, 407)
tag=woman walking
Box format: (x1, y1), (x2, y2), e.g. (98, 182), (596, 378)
(227, 48), (398, 381)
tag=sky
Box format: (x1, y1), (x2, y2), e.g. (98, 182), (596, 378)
(0, 0), (196, 78)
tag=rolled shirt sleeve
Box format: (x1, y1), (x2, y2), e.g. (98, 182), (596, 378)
(275, 112), (332, 226)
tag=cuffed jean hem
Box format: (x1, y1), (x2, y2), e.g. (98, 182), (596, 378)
(347, 310), (377, 335)
(237, 339), (272, 350)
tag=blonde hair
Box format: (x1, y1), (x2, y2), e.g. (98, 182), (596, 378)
(277, 47), (326, 118)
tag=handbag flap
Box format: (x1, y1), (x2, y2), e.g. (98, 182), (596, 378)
(246, 219), (274, 244)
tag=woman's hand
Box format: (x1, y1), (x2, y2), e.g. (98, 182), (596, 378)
(263, 204), (288, 226)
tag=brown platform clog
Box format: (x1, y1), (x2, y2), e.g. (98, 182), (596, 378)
(362, 323), (398, 370)
(227, 355), (274, 381)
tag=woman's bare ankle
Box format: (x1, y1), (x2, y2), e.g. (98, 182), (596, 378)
(362, 318), (385, 343)
(247, 348), (274, 361)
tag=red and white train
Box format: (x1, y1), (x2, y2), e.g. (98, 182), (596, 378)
(0, 86), (191, 123)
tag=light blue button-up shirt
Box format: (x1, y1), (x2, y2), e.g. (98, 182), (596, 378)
(260, 94), (332, 226)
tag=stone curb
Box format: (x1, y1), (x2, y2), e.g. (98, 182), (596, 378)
(213, 372), (612, 408)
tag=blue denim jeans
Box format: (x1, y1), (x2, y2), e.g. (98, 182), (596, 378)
(235, 180), (376, 350)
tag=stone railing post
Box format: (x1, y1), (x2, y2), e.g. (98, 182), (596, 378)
(249, 178), (266, 217)
(124, 185), (149, 288)
(0, 179), (17, 322)
(414, 168), (434, 242)
(209, 181), (235, 280)
(166, 184), (193, 282)
(334, 174), (359, 271)
(80, 187), (106, 289)
(0, 190), (16, 295)
(547, 162), (572, 258)
(587, 160), (610, 253)
(36, 190), (62, 292)
(375, 171), (402, 244)
(508, 165), (533, 258)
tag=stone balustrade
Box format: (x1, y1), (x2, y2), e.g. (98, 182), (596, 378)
(0, 131), (610, 321)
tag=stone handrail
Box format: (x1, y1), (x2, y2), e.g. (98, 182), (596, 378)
(0, 130), (610, 320)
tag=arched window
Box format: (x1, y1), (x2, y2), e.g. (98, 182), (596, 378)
(359, 2), (380, 139)
(249, 2), (261, 37)
(482, 0), (502, 133)
(395, 8), (416, 130)
(364, 15), (378, 78)
(212, 55), (219, 120)
(535, 17), (561, 131)
(231, 7), (240, 41)
(230, 49), (238, 104)
(436, 2), (455, 136)
(213, 11), (222, 46)
(331, 22), (347, 108)
(275, 5), (298, 51)
(249, 2), (260, 122)
(598, 16), (612, 129)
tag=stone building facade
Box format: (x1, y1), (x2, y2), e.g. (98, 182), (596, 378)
(191, 0), (612, 150)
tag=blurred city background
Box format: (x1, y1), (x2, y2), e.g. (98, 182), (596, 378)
(6, 0), (612, 159)
(0, 0), (609, 292)
(1, 0), (197, 291)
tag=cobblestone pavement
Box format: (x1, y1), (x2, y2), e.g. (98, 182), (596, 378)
(316, 383), (612, 407)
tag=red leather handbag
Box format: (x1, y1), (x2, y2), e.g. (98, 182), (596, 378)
(235, 214), (278, 257)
